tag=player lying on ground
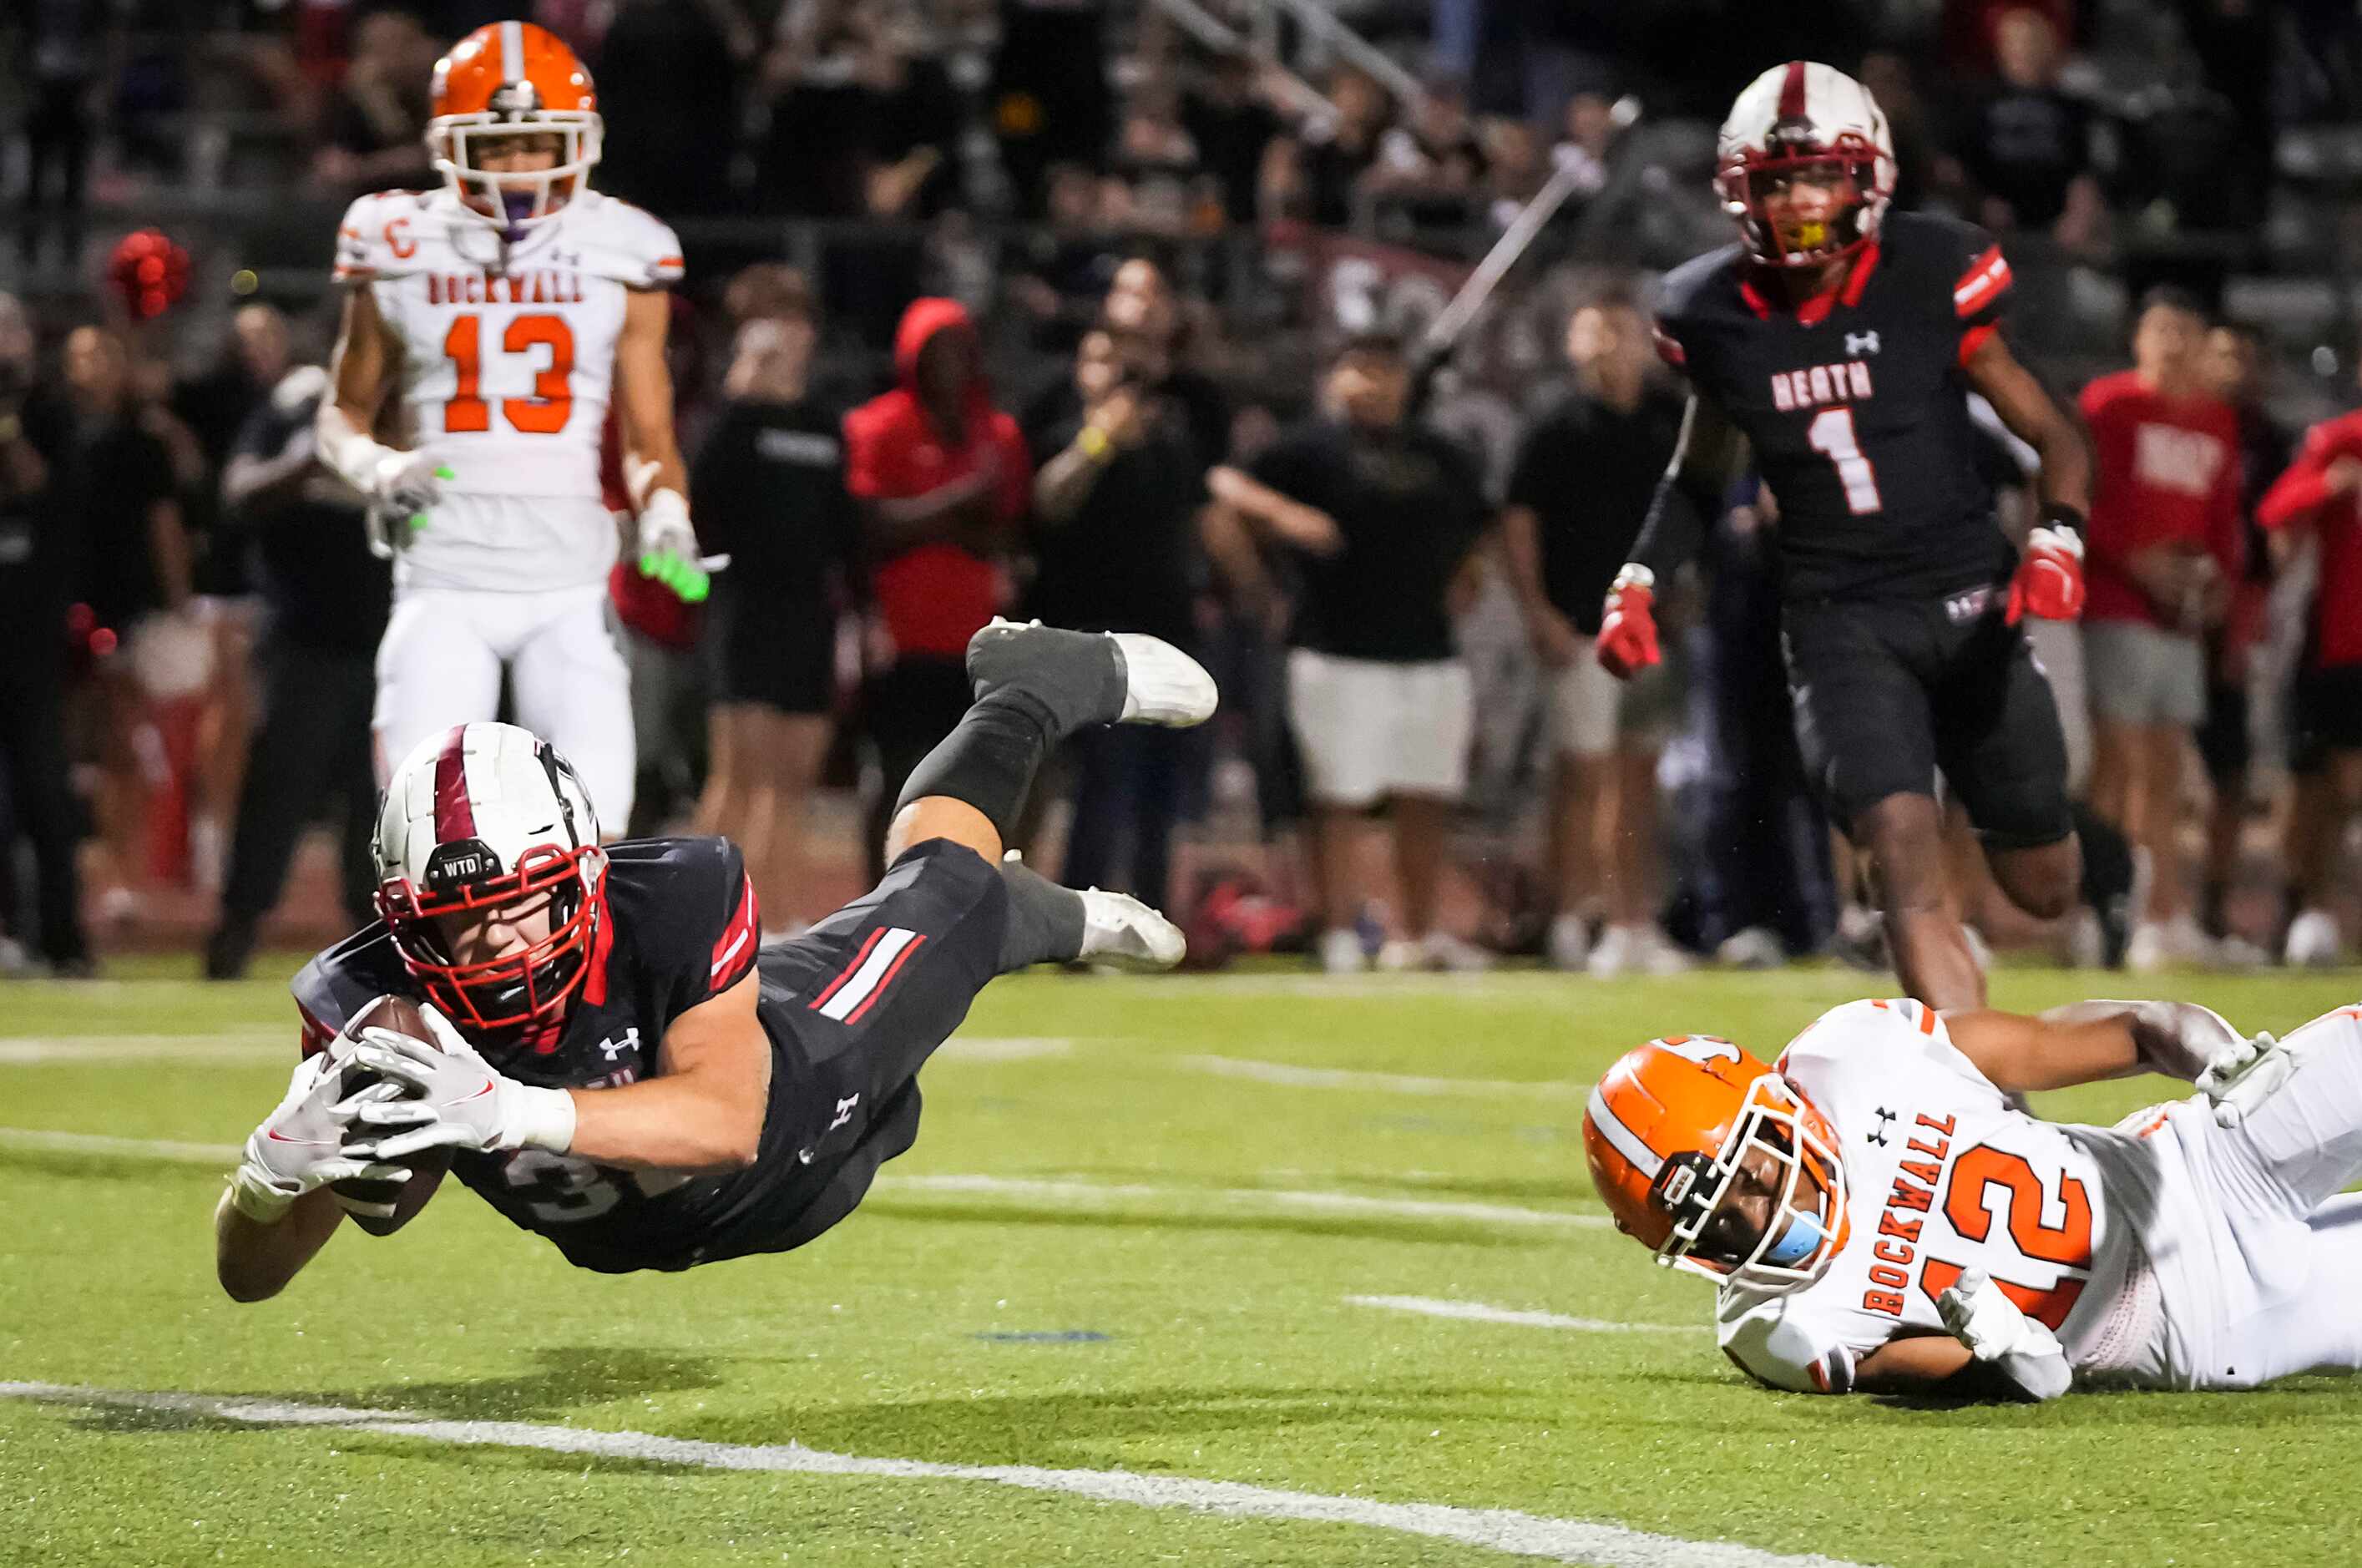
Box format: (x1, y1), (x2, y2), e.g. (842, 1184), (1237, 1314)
(1582, 991), (2362, 1398)
(214, 620), (1214, 1298)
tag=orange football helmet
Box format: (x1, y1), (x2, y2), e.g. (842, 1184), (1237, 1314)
(1583, 1034), (1850, 1291)
(427, 21), (601, 228)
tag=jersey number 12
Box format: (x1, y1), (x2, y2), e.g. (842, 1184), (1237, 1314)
(1806, 407), (1884, 515)
(443, 312), (575, 435)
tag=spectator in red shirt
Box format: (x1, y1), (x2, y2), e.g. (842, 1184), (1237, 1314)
(843, 297), (1031, 878)
(2257, 372), (2362, 967)
(2077, 286), (2244, 970)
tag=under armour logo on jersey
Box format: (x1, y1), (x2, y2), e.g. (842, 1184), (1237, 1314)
(1868, 1106), (1897, 1146)
(1844, 331), (1880, 357)
(595, 1028), (640, 1063)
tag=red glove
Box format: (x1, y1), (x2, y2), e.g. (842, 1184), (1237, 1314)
(2006, 524), (2086, 625)
(1596, 565), (1661, 679)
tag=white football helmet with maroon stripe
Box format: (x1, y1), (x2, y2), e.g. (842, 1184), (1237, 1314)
(373, 721), (606, 1045)
(1716, 60), (1896, 268)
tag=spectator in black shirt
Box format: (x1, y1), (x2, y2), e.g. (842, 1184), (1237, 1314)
(1206, 332), (1489, 973)
(309, 8), (438, 196)
(59, 324), (193, 920)
(1956, 6), (2103, 249)
(203, 363), (391, 980)
(0, 292), (91, 973)
(1501, 286), (1688, 976)
(1024, 327), (1206, 911)
(1181, 51), (1283, 225)
(690, 281), (859, 933)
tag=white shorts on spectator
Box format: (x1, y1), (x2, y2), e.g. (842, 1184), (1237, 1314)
(2085, 620), (2206, 728)
(1286, 650), (1473, 807)
(1545, 638), (1681, 760)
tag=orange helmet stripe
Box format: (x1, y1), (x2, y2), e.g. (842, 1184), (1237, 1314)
(1585, 1085), (1665, 1181)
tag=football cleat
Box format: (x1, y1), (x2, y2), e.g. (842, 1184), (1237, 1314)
(1110, 632), (1218, 727)
(1076, 887), (1186, 972)
(967, 618), (1217, 732)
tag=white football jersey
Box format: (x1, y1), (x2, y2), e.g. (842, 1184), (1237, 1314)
(332, 188), (679, 589)
(1717, 999), (2134, 1393)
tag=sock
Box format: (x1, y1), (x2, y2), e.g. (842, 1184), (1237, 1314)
(2199, 878), (2229, 941)
(895, 693), (1056, 842)
(996, 856), (1086, 971)
(2070, 802), (2132, 914)
(896, 625), (1129, 839)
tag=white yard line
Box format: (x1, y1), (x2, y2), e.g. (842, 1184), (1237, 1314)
(1346, 1295), (1700, 1335)
(0, 1128), (1608, 1230)
(0, 1381), (1869, 1568)
(0, 1127), (236, 1164)
(0, 1034), (286, 1065)
(873, 1173), (1609, 1230)
(0, 1032), (1069, 1067)
(933, 1036), (1074, 1062)
(1180, 1055), (1579, 1099)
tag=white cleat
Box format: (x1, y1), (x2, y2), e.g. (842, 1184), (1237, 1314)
(1110, 632), (1218, 727)
(2286, 908), (2343, 968)
(1077, 887), (1186, 972)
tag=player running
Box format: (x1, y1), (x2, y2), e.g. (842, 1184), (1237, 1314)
(214, 620), (1214, 1295)
(1600, 61), (2097, 1008)
(1581, 994), (2362, 1399)
(315, 20), (709, 828)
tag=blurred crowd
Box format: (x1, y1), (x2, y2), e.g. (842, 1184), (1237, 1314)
(4, 0), (2362, 979)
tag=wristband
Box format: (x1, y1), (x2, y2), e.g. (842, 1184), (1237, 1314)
(229, 1166), (297, 1223)
(513, 1084), (578, 1154)
(1609, 563), (1656, 595)
(1077, 425), (1112, 462)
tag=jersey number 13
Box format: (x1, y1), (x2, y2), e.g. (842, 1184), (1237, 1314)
(443, 312), (575, 435)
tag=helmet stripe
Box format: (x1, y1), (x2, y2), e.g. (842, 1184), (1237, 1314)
(499, 19), (524, 85)
(431, 726), (478, 842)
(1586, 1085), (1665, 1180)
(1777, 60), (1808, 121)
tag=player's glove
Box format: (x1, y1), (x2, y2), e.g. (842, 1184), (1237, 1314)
(341, 1004), (577, 1160)
(1936, 1267), (2073, 1401)
(228, 1055), (412, 1222)
(366, 451), (454, 538)
(635, 488), (729, 605)
(1596, 564), (1661, 680)
(2198, 1029), (2296, 1128)
(2005, 511), (2086, 625)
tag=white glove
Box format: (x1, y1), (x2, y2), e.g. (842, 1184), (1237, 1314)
(230, 1055), (412, 1222)
(1936, 1267), (2072, 1401)
(2198, 1030), (2295, 1128)
(342, 1004), (576, 1160)
(634, 487), (728, 604)
(367, 449), (450, 518)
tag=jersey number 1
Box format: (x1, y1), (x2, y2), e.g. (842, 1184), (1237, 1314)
(1806, 407), (1884, 515)
(443, 312), (576, 435)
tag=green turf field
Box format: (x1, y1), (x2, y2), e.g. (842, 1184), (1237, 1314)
(3, 959), (2358, 1566)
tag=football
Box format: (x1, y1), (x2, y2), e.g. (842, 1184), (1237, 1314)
(329, 993), (453, 1237)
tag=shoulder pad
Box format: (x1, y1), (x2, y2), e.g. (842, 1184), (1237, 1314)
(569, 195), (685, 289)
(332, 190), (438, 283)
(1885, 211), (2011, 321)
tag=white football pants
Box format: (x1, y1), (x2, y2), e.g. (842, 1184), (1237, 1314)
(373, 580), (635, 832)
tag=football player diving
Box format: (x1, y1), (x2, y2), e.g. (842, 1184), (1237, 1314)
(1597, 60), (2115, 1009)
(1583, 994), (2362, 1399)
(215, 620), (1213, 1295)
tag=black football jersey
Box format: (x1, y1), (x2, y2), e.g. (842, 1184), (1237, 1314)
(1654, 210), (2020, 602)
(292, 835), (927, 1273)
